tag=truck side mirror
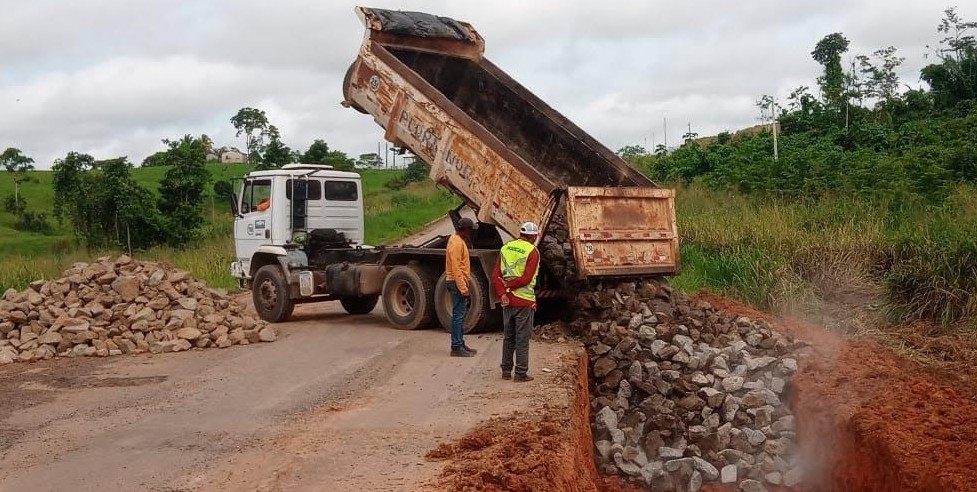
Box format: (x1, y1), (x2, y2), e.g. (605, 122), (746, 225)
(230, 195), (240, 216)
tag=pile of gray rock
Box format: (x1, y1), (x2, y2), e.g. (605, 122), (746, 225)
(539, 200), (578, 286)
(0, 255), (275, 365)
(574, 279), (804, 492)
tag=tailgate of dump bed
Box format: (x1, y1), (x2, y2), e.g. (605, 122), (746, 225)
(566, 187), (680, 278)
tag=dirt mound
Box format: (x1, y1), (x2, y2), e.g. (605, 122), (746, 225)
(794, 338), (977, 491)
(0, 255), (274, 365)
(703, 293), (977, 491)
(426, 413), (577, 491)
(425, 355), (598, 492)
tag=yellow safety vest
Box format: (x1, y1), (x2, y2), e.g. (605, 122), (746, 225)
(499, 239), (538, 302)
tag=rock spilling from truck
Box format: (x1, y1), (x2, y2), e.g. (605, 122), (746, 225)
(574, 279), (804, 491)
(0, 255), (274, 365)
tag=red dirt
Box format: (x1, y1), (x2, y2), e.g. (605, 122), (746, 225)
(425, 355), (598, 492)
(698, 292), (977, 492)
(428, 292), (977, 491)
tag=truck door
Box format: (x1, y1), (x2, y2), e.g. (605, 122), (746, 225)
(234, 177), (274, 272)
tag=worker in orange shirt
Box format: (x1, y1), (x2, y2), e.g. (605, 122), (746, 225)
(445, 217), (479, 357)
(257, 197), (271, 212)
(491, 222), (540, 382)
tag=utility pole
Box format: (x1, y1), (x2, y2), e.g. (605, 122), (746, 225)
(663, 117), (668, 149)
(772, 99), (779, 161)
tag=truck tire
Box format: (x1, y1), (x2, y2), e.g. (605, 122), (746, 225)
(434, 270), (499, 333)
(252, 265), (295, 323)
(381, 265), (436, 330)
(340, 295), (379, 315)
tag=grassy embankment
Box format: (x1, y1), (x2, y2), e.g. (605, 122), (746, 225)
(671, 184), (977, 332)
(0, 166), (455, 291)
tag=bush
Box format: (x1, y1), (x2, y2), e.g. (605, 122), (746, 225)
(14, 210), (53, 235)
(213, 180), (234, 200)
(385, 159), (429, 190)
(3, 194), (26, 214)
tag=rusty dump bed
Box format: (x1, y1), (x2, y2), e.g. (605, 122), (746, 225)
(343, 7), (679, 278)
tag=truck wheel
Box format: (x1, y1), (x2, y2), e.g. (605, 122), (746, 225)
(381, 265), (436, 330)
(434, 270), (499, 333)
(340, 295), (379, 315)
(252, 265), (295, 323)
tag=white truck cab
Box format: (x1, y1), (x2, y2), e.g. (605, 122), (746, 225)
(228, 163), (504, 333)
(230, 164), (365, 283)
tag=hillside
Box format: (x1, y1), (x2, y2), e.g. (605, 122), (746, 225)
(0, 166), (455, 291)
(617, 13), (977, 361)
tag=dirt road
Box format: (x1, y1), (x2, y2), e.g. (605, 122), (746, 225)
(0, 302), (574, 492)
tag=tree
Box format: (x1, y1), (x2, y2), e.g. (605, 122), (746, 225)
(213, 180), (234, 200)
(301, 139), (355, 171)
(99, 157), (162, 249)
(617, 145), (648, 162)
(52, 152), (94, 223)
(355, 152), (383, 169)
(756, 95), (780, 122)
(301, 139), (331, 164)
(230, 107), (269, 166)
(857, 46), (905, 104)
(786, 86), (816, 112)
(259, 125), (292, 170)
(141, 151), (171, 167)
(52, 153), (162, 249)
(1, 148), (35, 203)
(158, 135), (212, 246)
(812, 33), (851, 108)
(922, 8), (977, 108)
(200, 134), (214, 155)
(385, 158), (430, 190)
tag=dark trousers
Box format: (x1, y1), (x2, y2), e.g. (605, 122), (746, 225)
(446, 281), (467, 350)
(501, 305), (532, 376)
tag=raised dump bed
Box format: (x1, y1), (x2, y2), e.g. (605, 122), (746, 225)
(343, 7), (680, 279)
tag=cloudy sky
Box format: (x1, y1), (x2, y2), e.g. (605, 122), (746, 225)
(1, 1), (972, 168)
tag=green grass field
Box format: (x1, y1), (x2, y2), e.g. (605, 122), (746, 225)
(0, 166), (455, 291)
(670, 184), (977, 327)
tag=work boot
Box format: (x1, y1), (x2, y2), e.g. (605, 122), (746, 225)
(450, 348), (476, 357)
(463, 344), (478, 354)
(513, 374), (534, 382)
(501, 372), (511, 380)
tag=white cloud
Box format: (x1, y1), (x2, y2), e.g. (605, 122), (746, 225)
(1, 1), (974, 167)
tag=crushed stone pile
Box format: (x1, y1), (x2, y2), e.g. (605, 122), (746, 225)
(0, 255), (274, 365)
(573, 279), (805, 492)
(539, 199), (579, 288)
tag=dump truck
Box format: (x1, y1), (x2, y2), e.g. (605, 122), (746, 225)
(230, 7), (679, 331)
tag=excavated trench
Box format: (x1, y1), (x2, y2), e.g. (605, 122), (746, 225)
(426, 292), (977, 492)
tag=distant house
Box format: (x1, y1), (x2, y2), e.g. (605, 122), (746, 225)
(206, 148), (248, 164)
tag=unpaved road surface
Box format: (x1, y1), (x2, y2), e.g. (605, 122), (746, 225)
(0, 302), (573, 492)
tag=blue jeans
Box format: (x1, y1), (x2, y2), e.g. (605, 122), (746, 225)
(446, 281), (467, 350)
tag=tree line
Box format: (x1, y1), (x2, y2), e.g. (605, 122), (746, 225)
(620, 7), (977, 203)
(2, 106), (378, 250)
(141, 107), (384, 171)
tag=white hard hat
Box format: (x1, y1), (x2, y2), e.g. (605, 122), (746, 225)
(519, 222), (540, 235)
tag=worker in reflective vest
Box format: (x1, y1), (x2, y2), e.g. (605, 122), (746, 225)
(491, 221), (541, 382)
